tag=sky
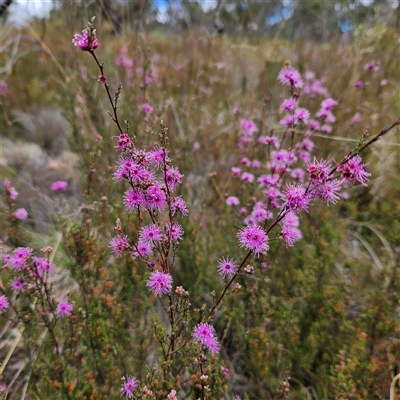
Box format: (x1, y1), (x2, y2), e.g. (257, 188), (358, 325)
(5, 0), (397, 27)
(5, 0), (219, 26)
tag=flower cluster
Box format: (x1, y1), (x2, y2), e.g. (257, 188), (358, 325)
(227, 65), (371, 248)
(72, 22), (99, 51)
(120, 376), (138, 399)
(2, 247), (72, 319)
(192, 323), (220, 355)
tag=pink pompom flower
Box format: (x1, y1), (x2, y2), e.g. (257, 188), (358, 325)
(51, 181), (68, 192)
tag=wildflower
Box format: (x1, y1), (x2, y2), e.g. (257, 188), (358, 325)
(294, 108), (310, 124)
(251, 206), (272, 223)
(364, 61), (379, 71)
(240, 172), (254, 183)
(0, 295), (10, 314)
(98, 75), (107, 84)
(139, 224), (162, 243)
(309, 120), (320, 131)
(51, 181), (68, 191)
(321, 124), (332, 133)
(278, 66), (304, 89)
(316, 180), (342, 204)
(9, 186), (18, 200)
(72, 26), (99, 51)
(280, 115), (297, 126)
(223, 367), (230, 378)
(244, 265), (254, 274)
(240, 119), (258, 136)
(320, 98), (338, 111)
(354, 80), (363, 87)
(307, 158), (332, 182)
(280, 223), (303, 247)
(165, 167), (183, 191)
(123, 189), (144, 211)
(258, 174), (280, 188)
(147, 271), (173, 296)
(280, 98), (298, 112)
(120, 376), (138, 399)
(238, 225), (269, 256)
(165, 223), (184, 242)
(167, 389), (177, 400)
(192, 323), (220, 355)
(144, 185), (167, 211)
(171, 197), (189, 216)
(351, 112), (361, 125)
(258, 135), (280, 148)
(0, 80), (9, 97)
(142, 103), (153, 113)
(56, 300), (73, 317)
(14, 208), (28, 220)
(133, 241), (152, 258)
(291, 168), (305, 182)
(226, 196), (240, 206)
(337, 155), (370, 185)
(109, 235), (129, 257)
(10, 247), (32, 270)
(148, 147), (168, 169)
(10, 279), (25, 292)
(231, 167), (241, 176)
(217, 257), (238, 278)
(116, 133), (133, 151)
(33, 257), (54, 274)
(282, 183), (311, 213)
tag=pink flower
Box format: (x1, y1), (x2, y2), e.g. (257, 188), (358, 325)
(146, 271), (173, 296)
(280, 115), (297, 126)
(337, 155), (370, 185)
(139, 224), (162, 243)
(56, 300), (73, 317)
(320, 98), (338, 111)
(238, 225), (269, 256)
(280, 98), (298, 112)
(364, 61), (379, 72)
(240, 172), (254, 183)
(109, 235), (130, 257)
(14, 208), (28, 220)
(240, 119), (258, 136)
(51, 181), (68, 191)
(354, 80), (363, 87)
(226, 196), (240, 206)
(307, 158), (332, 182)
(278, 66), (304, 89)
(0, 80), (9, 97)
(294, 108), (310, 124)
(258, 135), (280, 148)
(164, 223), (184, 242)
(0, 295), (10, 314)
(133, 241), (152, 258)
(231, 167), (241, 176)
(98, 75), (107, 84)
(123, 189), (144, 211)
(142, 103), (153, 113)
(72, 26), (99, 51)
(120, 376), (138, 399)
(217, 257), (238, 277)
(192, 323), (220, 355)
(350, 112), (361, 125)
(309, 120), (320, 131)
(10, 279), (24, 292)
(282, 183), (311, 213)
